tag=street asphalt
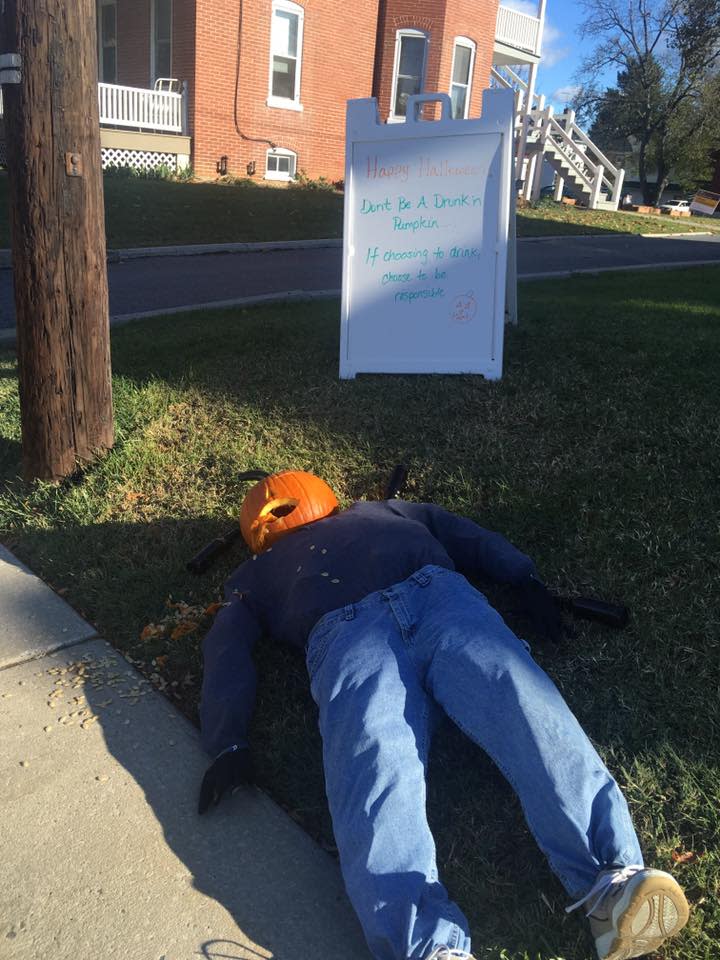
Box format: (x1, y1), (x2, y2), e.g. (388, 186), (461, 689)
(1, 233), (720, 333)
(0, 543), (371, 959)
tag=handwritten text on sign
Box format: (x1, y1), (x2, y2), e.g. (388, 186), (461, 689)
(340, 91), (514, 378)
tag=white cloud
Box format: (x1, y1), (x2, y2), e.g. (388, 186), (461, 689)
(501, 0), (540, 14)
(551, 84), (581, 104)
(541, 24), (571, 67)
(499, 1), (570, 68)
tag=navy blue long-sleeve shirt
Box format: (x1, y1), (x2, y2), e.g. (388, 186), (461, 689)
(199, 499), (538, 756)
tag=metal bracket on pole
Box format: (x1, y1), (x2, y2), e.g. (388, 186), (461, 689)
(0, 53), (22, 85)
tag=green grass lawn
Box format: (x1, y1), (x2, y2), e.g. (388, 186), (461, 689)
(517, 201), (720, 237)
(0, 170), (717, 248)
(1, 268), (719, 959)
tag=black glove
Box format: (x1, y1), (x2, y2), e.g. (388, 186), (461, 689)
(515, 575), (563, 643)
(198, 745), (254, 814)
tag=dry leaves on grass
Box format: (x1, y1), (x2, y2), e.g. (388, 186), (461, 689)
(140, 596), (228, 645)
(671, 849), (700, 865)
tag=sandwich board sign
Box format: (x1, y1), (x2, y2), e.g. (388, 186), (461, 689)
(340, 88), (515, 380)
(690, 189), (720, 217)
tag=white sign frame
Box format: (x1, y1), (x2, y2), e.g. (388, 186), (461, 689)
(339, 88), (515, 380)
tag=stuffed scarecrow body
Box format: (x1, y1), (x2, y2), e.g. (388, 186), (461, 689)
(198, 473), (688, 960)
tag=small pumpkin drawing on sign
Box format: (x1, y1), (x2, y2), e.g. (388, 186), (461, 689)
(450, 291), (477, 324)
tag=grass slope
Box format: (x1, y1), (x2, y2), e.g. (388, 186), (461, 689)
(1, 267), (719, 959)
(0, 172), (717, 248)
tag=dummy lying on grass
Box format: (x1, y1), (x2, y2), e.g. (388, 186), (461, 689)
(197, 470), (689, 960)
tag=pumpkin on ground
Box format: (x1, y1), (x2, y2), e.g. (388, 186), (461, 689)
(240, 470), (339, 553)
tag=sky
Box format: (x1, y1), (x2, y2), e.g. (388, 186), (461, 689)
(503, 0), (616, 111)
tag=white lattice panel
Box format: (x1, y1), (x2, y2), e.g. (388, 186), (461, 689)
(101, 148), (178, 172)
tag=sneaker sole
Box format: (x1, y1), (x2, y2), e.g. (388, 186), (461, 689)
(596, 870), (690, 960)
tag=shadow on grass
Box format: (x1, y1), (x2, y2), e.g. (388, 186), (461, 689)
(6, 513), (592, 959)
(0, 435), (21, 475)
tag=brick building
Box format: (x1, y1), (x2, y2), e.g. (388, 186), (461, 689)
(95, 0), (544, 181)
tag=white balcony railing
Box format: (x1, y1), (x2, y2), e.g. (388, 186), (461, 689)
(495, 5), (542, 56)
(0, 82), (185, 135)
(98, 82), (184, 133)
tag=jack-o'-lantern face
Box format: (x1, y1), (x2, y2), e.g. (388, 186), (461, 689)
(240, 471), (339, 553)
(450, 291), (477, 324)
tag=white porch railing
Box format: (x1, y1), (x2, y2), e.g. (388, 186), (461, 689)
(98, 82), (185, 133)
(491, 65), (542, 112)
(490, 66), (625, 209)
(495, 5), (542, 56)
(0, 82), (186, 135)
(526, 105), (625, 208)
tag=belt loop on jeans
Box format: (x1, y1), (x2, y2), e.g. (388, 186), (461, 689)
(343, 604), (355, 621)
(412, 569), (431, 587)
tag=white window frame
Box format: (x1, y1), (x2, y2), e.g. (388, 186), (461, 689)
(450, 37), (476, 119)
(150, 0), (173, 85)
(97, 0), (118, 84)
(389, 28), (429, 122)
(267, 0), (304, 111)
(265, 146), (298, 181)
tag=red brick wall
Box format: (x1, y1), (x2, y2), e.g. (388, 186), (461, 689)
(192, 0), (380, 181)
(374, 0), (499, 121)
(443, 0), (500, 119)
(110, 0), (501, 180)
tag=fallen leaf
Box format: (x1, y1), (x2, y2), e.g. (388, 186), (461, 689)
(204, 601), (225, 616)
(171, 621), (199, 640)
(671, 849), (698, 864)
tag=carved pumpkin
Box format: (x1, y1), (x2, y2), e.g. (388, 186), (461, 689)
(240, 470), (339, 553)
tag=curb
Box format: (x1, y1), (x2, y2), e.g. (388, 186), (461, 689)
(520, 259), (720, 281)
(2, 230), (718, 268)
(4, 258), (720, 349)
(0, 238), (343, 269)
(109, 288), (341, 328)
(0, 288), (342, 347)
(639, 231), (715, 239)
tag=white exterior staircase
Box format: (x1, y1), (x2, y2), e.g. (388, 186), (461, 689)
(491, 66), (625, 210)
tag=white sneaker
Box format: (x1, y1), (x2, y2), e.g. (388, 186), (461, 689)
(567, 865), (690, 959)
(424, 949), (476, 960)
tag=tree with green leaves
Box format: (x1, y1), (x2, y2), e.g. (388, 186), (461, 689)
(575, 0), (720, 203)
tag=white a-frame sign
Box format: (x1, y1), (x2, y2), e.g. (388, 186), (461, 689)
(340, 88), (515, 380)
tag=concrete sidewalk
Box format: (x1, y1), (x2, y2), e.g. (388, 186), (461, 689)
(0, 544), (370, 960)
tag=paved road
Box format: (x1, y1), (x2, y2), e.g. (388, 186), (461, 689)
(2, 233), (720, 330)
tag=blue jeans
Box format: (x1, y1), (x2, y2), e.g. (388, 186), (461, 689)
(305, 565), (642, 960)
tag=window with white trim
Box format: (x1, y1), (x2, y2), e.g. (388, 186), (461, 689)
(97, 0), (117, 84)
(151, 0), (172, 83)
(268, 0), (304, 110)
(390, 29), (428, 120)
(265, 147), (297, 181)
(450, 37), (475, 119)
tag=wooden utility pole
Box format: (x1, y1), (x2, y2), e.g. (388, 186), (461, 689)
(1, 0), (113, 481)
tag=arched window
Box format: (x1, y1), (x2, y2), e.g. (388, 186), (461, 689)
(390, 29), (429, 120)
(450, 37), (476, 119)
(268, 0), (304, 110)
(265, 146), (298, 181)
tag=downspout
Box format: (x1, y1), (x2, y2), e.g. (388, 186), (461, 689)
(233, 0), (276, 150)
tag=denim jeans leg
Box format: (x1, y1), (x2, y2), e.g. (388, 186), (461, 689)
(392, 569), (643, 898)
(307, 598), (472, 960)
